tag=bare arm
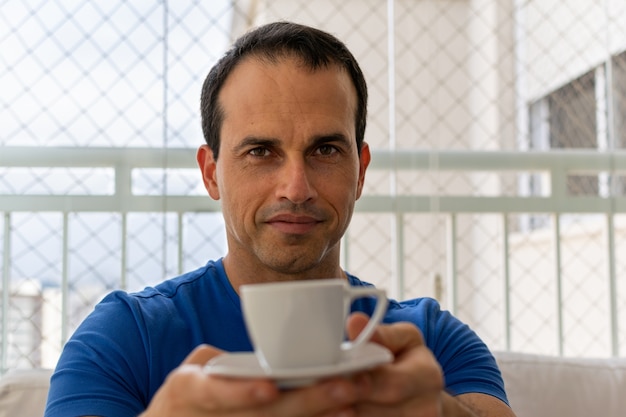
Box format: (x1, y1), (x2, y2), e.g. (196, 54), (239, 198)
(447, 392), (516, 417)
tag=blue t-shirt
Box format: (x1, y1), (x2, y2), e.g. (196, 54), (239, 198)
(45, 259), (507, 417)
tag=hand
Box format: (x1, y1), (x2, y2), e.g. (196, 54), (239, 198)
(346, 315), (515, 417)
(346, 314), (445, 417)
(140, 344), (278, 416)
(141, 344), (363, 417)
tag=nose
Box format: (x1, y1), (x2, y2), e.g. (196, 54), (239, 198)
(277, 157), (317, 204)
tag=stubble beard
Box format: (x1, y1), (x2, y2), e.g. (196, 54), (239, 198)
(251, 233), (338, 277)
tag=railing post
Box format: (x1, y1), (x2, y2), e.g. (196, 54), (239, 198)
(121, 213), (127, 291)
(2, 212), (11, 373)
(503, 213), (512, 351)
(61, 213), (69, 345)
(554, 214), (564, 356)
(178, 213), (184, 275)
(607, 213), (619, 356)
(395, 213), (405, 301)
(447, 214), (458, 315)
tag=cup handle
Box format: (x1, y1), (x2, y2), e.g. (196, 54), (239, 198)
(341, 287), (388, 351)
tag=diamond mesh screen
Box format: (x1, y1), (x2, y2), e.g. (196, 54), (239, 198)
(2, 0), (626, 372)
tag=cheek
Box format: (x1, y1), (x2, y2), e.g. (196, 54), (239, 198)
(220, 196), (254, 242)
(220, 176), (263, 223)
(322, 177), (358, 215)
(324, 167), (359, 196)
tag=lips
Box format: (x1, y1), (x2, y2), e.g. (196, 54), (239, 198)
(266, 213), (322, 234)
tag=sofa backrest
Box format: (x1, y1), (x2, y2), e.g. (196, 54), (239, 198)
(3, 353), (626, 417)
(494, 351), (626, 417)
(0, 368), (52, 417)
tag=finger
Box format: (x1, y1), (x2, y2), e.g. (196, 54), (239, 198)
(346, 314), (425, 354)
(201, 375), (280, 410)
(146, 346), (279, 416)
(184, 344), (280, 407)
(346, 312), (373, 342)
(371, 321), (425, 353)
(354, 393), (442, 417)
(261, 377), (358, 417)
(352, 349), (443, 411)
(188, 344), (280, 410)
(182, 343), (224, 365)
(152, 364), (279, 414)
(346, 318), (444, 407)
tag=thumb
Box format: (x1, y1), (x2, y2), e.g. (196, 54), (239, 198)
(183, 344), (224, 366)
(346, 313), (425, 355)
(346, 312), (373, 342)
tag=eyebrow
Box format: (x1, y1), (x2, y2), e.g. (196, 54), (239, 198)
(232, 133), (353, 153)
(310, 133), (352, 147)
(232, 136), (280, 154)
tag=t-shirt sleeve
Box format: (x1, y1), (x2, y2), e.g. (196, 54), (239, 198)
(419, 299), (508, 404)
(45, 291), (151, 417)
(351, 291), (509, 405)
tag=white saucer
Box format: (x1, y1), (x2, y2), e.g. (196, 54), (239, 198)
(204, 342), (393, 388)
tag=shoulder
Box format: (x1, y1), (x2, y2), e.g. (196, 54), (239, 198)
(132, 259), (224, 299)
(346, 275), (471, 344)
(46, 260), (232, 417)
(346, 275), (444, 328)
(92, 260), (228, 315)
(83, 260), (235, 344)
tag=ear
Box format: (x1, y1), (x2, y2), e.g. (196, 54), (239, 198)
(356, 142), (371, 200)
(197, 145), (220, 200)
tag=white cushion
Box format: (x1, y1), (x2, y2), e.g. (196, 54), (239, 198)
(0, 369), (52, 417)
(3, 354), (626, 417)
(494, 351), (626, 417)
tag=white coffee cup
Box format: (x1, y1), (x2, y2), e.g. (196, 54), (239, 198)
(240, 278), (387, 371)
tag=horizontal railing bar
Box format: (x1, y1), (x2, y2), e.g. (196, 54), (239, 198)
(3, 147), (626, 213)
(0, 196), (222, 212)
(0, 147), (198, 168)
(369, 149), (626, 171)
(3, 194), (620, 213)
(4, 147), (626, 171)
(356, 195), (626, 213)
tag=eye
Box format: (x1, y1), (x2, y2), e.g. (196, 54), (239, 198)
(315, 144), (338, 156)
(248, 147), (270, 157)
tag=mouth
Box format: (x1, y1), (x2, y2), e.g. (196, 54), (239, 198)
(266, 213), (322, 235)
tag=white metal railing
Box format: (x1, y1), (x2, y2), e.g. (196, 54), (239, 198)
(2, 146), (626, 368)
(3, 147), (626, 213)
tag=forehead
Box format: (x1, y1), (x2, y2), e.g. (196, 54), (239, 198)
(217, 55), (357, 133)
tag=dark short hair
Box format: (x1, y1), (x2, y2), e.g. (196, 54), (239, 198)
(200, 21), (368, 159)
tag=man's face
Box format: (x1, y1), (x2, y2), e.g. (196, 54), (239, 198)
(198, 56), (370, 277)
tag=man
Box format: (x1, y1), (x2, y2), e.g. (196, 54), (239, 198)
(45, 22), (516, 417)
